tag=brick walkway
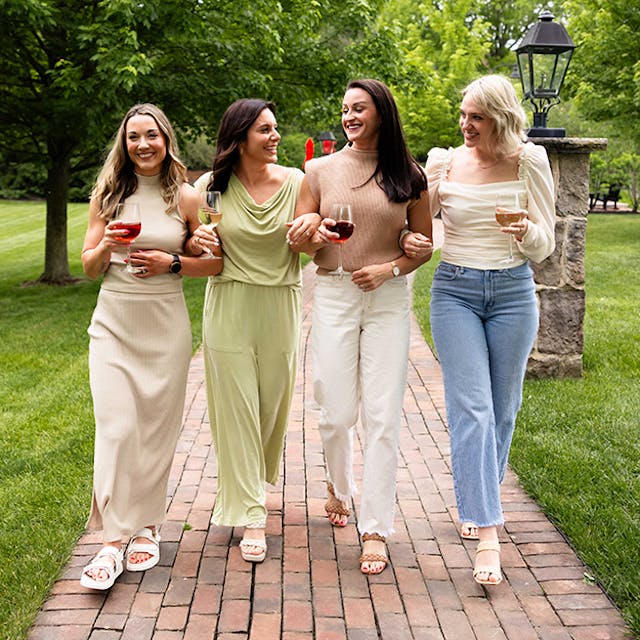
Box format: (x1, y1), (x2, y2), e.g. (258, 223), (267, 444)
(29, 257), (632, 640)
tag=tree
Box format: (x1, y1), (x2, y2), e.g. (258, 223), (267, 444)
(377, 0), (491, 159)
(564, 0), (640, 147)
(0, 0), (394, 284)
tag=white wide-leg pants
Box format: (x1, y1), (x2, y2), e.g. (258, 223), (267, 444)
(312, 274), (410, 537)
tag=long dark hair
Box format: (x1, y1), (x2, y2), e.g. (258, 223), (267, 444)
(346, 79), (427, 202)
(208, 98), (276, 193)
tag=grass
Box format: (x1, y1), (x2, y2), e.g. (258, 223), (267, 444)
(1, 202), (638, 637)
(413, 214), (640, 635)
(0, 201), (207, 640)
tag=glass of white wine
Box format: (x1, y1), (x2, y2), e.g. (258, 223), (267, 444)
(198, 191), (222, 259)
(495, 193), (525, 264)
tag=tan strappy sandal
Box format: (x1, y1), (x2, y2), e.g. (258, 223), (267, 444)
(324, 482), (350, 527)
(359, 533), (388, 575)
(473, 540), (502, 585)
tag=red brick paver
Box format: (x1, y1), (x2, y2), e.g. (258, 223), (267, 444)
(29, 250), (633, 639)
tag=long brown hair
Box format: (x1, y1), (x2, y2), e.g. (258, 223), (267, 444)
(92, 103), (187, 220)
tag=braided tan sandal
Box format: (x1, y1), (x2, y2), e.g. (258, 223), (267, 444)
(359, 533), (388, 575)
(324, 483), (350, 527)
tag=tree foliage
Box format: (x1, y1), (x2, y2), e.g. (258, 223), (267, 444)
(0, 0), (395, 283)
(564, 0), (640, 148)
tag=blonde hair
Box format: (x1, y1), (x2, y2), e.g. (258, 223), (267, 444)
(91, 103), (187, 220)
(462, 75), (527, 154)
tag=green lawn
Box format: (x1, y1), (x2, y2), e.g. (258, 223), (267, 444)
(1, 203), (638, 638)
(413, 214), (640, 635)
(0, 201), (207, 640)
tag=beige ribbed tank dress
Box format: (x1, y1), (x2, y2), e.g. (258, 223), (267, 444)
(86, 174), (192, 542)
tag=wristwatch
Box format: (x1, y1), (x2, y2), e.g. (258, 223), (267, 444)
(169, 254), (182, 274)
(391, 261), (400, 277)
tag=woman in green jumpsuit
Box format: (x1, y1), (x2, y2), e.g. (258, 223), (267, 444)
(192, 99), (318, 561)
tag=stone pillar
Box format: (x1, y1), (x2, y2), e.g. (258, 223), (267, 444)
(527, 138), (607, 378)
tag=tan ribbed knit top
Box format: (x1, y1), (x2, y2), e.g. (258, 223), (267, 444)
(305, 144), (417, 274)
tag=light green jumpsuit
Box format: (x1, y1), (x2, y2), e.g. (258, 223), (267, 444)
(202, 170), (304, 527)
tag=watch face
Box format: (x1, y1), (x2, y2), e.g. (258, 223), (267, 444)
(170, 255), (182, 273)
(393, 265), (400, 277)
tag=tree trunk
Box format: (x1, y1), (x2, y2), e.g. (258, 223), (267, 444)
(39, 144), (75, 285)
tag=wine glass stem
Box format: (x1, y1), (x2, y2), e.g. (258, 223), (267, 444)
(337, 244), (344, 275)
(508, 236), (514, 261)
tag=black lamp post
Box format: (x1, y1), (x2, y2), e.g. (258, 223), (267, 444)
(515, 10), (576, 137)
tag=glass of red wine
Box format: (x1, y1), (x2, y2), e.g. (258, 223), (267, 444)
(112, 203), (142, 273)
(327, 203), (354, 276)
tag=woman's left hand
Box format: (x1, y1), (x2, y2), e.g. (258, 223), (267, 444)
(351, 264), (392, 292)
(127, 249), (173, 277)
(287, 212), (321, 245)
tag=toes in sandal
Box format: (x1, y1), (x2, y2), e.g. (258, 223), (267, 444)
(239, 537), (267, 563)
(324, 482), (350, 527)
(359, 533), (388, 575)
(80, 545), (124, 590)
(473, 541), (502, 585)
(126, 527), (161, 572)
(460, 522), (479, 540)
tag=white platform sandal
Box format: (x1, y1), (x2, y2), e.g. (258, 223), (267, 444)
(80, 545), (124, 590)
(126, 527), (161, 572)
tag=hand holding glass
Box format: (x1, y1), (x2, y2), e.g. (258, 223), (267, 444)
(327, 204), (354, 275)
(198, 191), (222, 259)
(112, 203), (142, 273)
(495, 193), (525, 264)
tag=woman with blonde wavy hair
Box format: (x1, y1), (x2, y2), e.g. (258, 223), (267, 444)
(80, 103), (220, 590)
(415, 74), (555, 586)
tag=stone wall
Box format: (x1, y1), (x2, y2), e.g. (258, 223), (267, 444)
(527, 138), (607, 378)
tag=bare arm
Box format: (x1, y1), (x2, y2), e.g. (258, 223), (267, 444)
(286, 176), (324, 254)
(81, 197), (115, 280)
(351, 192), (433, 291)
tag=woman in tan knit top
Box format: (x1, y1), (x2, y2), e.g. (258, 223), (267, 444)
(297, 79), (433, 574)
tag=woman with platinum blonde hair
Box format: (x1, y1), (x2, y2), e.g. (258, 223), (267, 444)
(402, 74), (555, 585)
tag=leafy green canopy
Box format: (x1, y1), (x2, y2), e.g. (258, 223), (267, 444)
(0, 0), (399, 282)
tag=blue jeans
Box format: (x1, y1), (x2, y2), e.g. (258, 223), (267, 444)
(430, 261), (538, 527)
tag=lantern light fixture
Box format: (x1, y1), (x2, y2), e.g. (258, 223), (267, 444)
(515, 10), (576, 137)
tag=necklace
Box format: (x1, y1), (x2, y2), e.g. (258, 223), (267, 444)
(477, 157), (500, 170)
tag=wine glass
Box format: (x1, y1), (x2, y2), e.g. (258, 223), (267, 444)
(327, 203), (354, 276)
(198, 191), (222, 259)
(112, 203), (142, 273)
(495, 193), (525, 264)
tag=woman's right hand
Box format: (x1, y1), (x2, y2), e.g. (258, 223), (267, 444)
(101, 220), (133, 249)
(191, 224), (221, 256)
(316, 218), (341, 244)
(401, 231), (432, 259)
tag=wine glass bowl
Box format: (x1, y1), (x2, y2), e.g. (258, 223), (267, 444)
(113, 203), (141, 273)
(327, 204), (353, 275)
(199, 191), (222, 259)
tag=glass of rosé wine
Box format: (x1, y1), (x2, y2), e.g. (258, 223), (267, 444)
(327, 203), (354, 276)
(112, 202), (142, 273)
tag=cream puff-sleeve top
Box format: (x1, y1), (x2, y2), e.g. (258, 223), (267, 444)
(426, 142), (556, 269)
